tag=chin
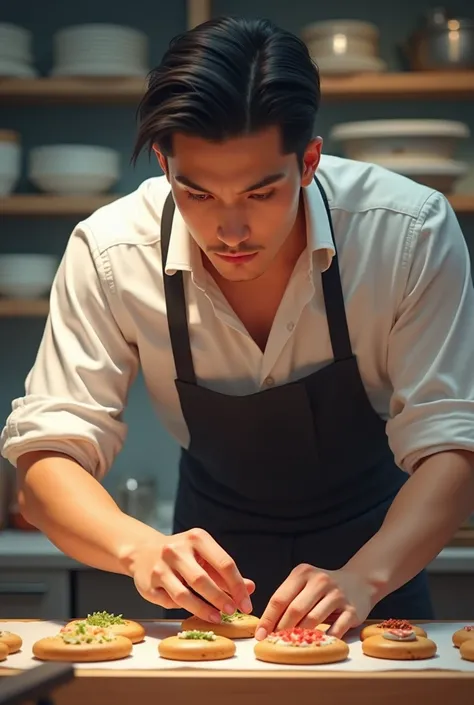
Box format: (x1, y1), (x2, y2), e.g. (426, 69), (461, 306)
(216, 265), (266, 282)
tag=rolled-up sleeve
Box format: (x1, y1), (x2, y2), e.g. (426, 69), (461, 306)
(386, 192), (474, 472)
(0, 224), (139, 478)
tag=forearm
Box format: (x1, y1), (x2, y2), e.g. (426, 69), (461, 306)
(346, 450), (474, 602)
(17, 451), (161, 575)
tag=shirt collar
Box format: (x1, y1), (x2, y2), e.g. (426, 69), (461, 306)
(164, 177), (335, 276)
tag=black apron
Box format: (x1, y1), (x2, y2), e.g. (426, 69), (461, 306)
(160, 177), (433, 619)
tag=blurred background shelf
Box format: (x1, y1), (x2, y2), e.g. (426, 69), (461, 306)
(1, 194), (120, 216)
(1, 71), (473, 104)
(2, 193), (472, 217)
(0, 299), (50, 317)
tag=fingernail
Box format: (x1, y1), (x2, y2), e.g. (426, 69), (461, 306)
(240, 598), (252, 613)
(210, 612), (222, 623)
(256, 627), (267, 641)
(224, 603), (236, 615)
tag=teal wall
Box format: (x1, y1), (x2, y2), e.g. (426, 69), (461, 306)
(1, 0), (473, 500)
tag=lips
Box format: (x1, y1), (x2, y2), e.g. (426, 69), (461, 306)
(216, 253), (258, 264)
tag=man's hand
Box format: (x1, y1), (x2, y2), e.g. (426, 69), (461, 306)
(120, 527), (255, 623)
(255, 563), (377, 640)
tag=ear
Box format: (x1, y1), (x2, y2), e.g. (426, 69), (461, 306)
(301, 137), (323, 187)
(152, 144), (169, 180)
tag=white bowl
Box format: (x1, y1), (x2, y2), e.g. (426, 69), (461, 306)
(367, 157), (468, 193)
(0, 254), (58, 299)
(0, 58), (38, 78)
(30, 173), (118, 195)
(29, 144), (120, 174)
(330, 119), (470, 161)
(28, 144), (120, 194)
(315, 55), (387, 75)
(0, 131), (21, 196)
(0, 23), (33, 63)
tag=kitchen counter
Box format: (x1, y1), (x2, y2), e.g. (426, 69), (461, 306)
(0, 620), (473, 705)
(1, 529), (474, 572)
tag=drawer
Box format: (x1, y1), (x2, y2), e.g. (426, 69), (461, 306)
(0, 569), (71, 620)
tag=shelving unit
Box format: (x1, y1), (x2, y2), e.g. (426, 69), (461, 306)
(1, 71), (473, 104)
(2, 193), (473, 218)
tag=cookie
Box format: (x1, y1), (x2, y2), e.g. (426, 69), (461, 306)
(158, 630), (235, 661)
(362, 628), (436, 660)
(65, 611), (145, 644)
(33, 622), (132, 662)
(460, 639), (474, 662)
(182, 610), (259, 639)
(0, 630), (23, 654)
(452, 625), (474, 648)
(254, 627), (349, 665)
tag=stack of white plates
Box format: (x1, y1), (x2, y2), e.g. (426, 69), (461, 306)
(330, 119), (470, 192)
(302, 19), (387, 75)
(51, 23), (149, 77)
(0, 23), (37, 78)
(28, 144), (121, 195)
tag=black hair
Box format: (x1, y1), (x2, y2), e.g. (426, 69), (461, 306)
(132, 16), (320, 165)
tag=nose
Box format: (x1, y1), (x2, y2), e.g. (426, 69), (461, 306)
(217, 208), (250, 248)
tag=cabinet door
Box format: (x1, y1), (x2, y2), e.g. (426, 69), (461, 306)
(75, 570), (165, 619)
(0, 569), (71, 620)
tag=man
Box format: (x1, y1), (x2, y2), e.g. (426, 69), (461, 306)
(2, 16), (474, 641)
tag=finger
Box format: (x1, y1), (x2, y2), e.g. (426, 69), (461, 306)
(159, 570), (222, 622)
(298, 590), (344, 629)
(276, 583), (326, 631)
(327, 609), (359, 639)
(198, 558), (256, 598)
(191, 529), (252, 612)
(255, 572), (307, 640)
(165, 547), (239, 616)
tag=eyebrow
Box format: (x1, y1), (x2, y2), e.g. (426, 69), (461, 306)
(174, 172), (286, 194)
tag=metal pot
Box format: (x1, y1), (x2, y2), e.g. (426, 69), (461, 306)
(404, 7), (474, 70)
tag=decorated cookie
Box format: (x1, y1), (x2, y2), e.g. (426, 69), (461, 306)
(0, 630), (23, 654)
(65, 611), (145, 644)
(158, 630), (236, 661)
(181, 610), (259, 639)
(33, 621), (133, 662)
(362, 627), (437, 660)
(254, 627), (349, 665)
(360, 619), (427, 641)
(452, 625), (474, 648)
(0, 642), (8, 662)
(460, 638), (474, 662)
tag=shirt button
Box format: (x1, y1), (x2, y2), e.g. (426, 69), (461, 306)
(287, 321), (295, 332)
(264, 376), (275, 387)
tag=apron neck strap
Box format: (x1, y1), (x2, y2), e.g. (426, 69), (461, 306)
(160, 192), (197, 384)
(315, 176), (353, 361)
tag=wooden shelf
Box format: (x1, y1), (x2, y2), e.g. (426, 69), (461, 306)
(0, 71), (473, 104)
(0, 298), (49, 317)
(1, 194), (120, 216)
(2, 194), (472, 217)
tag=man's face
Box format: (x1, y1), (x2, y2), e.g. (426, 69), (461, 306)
(155, 126), (321, 282)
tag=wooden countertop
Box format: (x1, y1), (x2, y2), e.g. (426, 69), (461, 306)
(1, 621), (473, 705)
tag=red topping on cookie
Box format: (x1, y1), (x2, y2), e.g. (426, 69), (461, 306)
(269, 627), (326, 645)
(463, 626), (474, 631)
(377, 619), (413, 630)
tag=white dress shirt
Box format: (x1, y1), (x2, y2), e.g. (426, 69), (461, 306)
(2, 155), (474, 479)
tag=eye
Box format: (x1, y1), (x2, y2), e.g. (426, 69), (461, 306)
(186, 191), (211, 202)
(250, 190), (274, 201)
